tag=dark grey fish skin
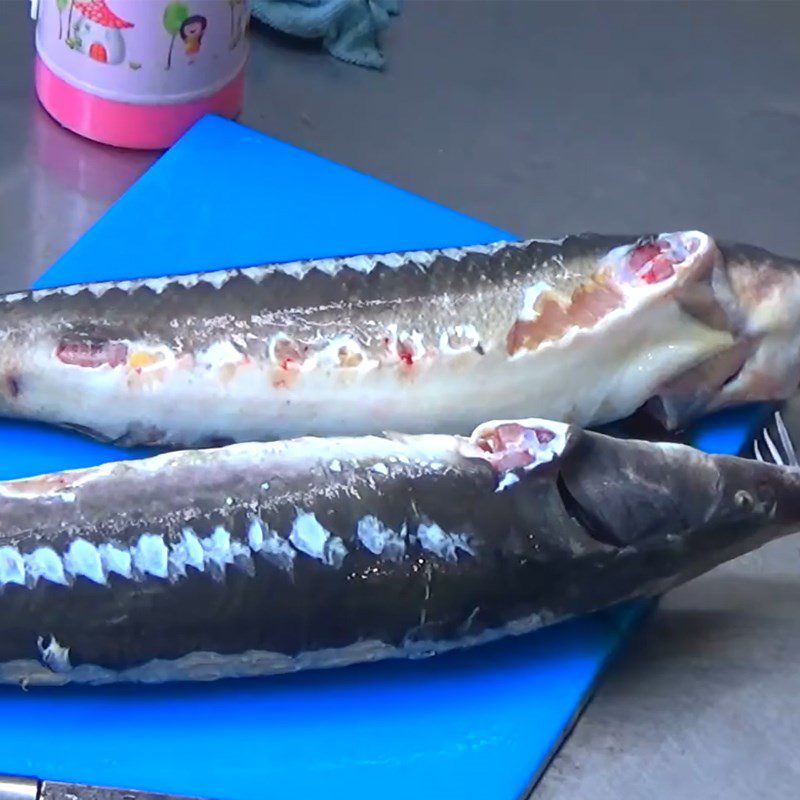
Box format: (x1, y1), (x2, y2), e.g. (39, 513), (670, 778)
(0, 230), (764, 445)
(0, 418), (796, 685)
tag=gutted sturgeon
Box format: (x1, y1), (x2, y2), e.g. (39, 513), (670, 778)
(0, 416), (797, 685)
(0, 231), (797, 446)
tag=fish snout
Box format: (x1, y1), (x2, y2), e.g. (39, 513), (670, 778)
(683, 451), (800, 556)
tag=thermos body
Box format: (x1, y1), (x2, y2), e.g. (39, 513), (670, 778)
(33, 0), (250, 148)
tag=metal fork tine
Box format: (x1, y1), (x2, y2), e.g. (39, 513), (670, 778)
(749, 404), (800, 468)
(763, 427), (785, 466)
(773, 410), (799, 468)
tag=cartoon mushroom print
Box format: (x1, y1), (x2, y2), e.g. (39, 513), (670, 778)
(72, 0), (134, 65)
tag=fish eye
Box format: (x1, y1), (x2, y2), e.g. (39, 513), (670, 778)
(734, 490), (755, 511)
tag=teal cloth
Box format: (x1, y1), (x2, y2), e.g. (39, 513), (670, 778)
(251, 0), (401, 69)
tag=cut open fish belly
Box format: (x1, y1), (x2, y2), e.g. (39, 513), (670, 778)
(2, 229), (797, 446)
(0, 416), (799, 685)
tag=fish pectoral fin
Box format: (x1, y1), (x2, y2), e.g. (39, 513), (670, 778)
(58, 422), (165, 449)
(645, 339), (756, 430)
(59, 422), (119, 444)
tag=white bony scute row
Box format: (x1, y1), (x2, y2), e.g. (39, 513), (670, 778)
(0, 511), (477, 589)
(8, 240), (535, 304)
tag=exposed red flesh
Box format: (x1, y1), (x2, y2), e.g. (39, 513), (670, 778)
(506, 280), (624, 355)
(273, 338), (308, 371)
(629, 240), (677, 285)
(567, 281), (625, 326)
(477, 422), (556, 472)
(56, 340), (128, 369)
(629, 242), (663, 273)
(397, 340), (415, 366)
(535, 428), (555, 444)
(639, 255), (675, 284)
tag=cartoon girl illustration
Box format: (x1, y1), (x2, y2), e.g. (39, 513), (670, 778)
(180, 14), (207, 61)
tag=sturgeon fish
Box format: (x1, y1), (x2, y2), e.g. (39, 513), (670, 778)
(1, 231), (798, 447)
(0, 416), (796, 686)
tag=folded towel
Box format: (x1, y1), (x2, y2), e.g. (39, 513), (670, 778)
(251, 0), (401, 69)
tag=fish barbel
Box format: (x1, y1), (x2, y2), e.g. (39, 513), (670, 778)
(0, 416), (796, 685)
(1, 231), (798, 446)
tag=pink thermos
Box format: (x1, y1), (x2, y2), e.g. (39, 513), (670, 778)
(32, 0), (250, 149)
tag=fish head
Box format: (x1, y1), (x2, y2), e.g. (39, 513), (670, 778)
(469, 418), (800, 600)
(550, 427), (800, 597)
(647, 240), (800, 429)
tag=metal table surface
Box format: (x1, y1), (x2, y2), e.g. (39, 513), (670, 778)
(2, 1), (800, 797)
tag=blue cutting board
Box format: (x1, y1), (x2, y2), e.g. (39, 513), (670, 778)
(0, 116), (765, 800)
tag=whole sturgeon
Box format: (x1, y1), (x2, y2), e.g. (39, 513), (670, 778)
(0, 416), (797, 686)
(1, 231), (797, 446)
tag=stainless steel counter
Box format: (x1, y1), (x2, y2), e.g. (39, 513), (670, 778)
(2, 1), (800, 797)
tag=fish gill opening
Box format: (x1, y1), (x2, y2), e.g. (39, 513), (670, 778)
(555, 472), (624, 549)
